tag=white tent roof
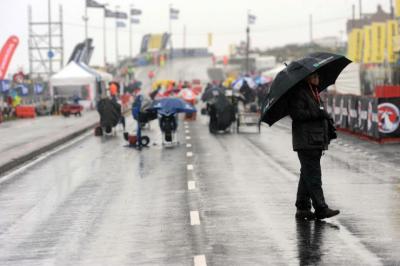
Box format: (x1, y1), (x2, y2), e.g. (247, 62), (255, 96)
(262, 64), (286, 80)
(50, 61), (96, 87)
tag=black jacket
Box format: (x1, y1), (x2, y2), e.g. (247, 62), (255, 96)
(288, 82), (330, 151)
(97, 98), (120, 128)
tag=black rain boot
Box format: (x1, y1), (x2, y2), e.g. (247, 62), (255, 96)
(315, 207), (340, 219)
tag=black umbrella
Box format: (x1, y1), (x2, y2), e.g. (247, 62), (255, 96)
(201, 86), (225, 102)
(260, 52), (351, 126)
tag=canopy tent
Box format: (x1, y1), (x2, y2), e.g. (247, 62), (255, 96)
(50, 61), (113, 109)
(261, 64), (286, 80)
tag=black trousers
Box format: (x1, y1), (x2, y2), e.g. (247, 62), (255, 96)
(296, 150), (328, 211)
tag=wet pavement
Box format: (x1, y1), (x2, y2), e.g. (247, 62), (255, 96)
(1, 58), (400, 265)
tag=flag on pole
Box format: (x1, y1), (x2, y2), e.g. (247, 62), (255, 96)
(170, 8), (179, 20)
(86, 0), (104, 8)
(248, 13), (256, 25)
(131, 9), (142, 16)
(131, 18), (140, 24)
(116, 21), (127, 28)
(105, 9), (128, 19)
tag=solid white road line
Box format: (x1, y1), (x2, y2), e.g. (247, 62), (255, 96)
(187, 152), (193, 157)
(190, 211), (200, 225)
(188, 181), (196, 190)
(194, 255), (207, 266)
(187, 164), (194, 170)
(0, 130), (92, 184)
(186, 143), (192, 148)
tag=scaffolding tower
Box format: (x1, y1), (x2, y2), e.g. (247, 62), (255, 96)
(28, 4), (64, 80)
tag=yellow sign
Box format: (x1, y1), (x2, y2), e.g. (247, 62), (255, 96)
(387, 20), (398, 63)
(396, 0), (400, 17)
(347, 29), (363, 62)
(208, 33), (213, 47)
(363, 26), (372, 63)
(148, 34), (163, 50)
(371, 23), (386, 63)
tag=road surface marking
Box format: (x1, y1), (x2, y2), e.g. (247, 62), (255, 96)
(184, 121), (188, 125)
(187, 164), (194, 170)
(187, 152), (193, 157)
(186, 143), (192, 148)
(194, 255), (207, 266)
(185, 125), (189, 129)
(0, 130), (92, 183)
(185, 129), (190, 134)
(186, 136), (191, 140)
(188, 181), (196, 190)
(190, 211), (200, 225)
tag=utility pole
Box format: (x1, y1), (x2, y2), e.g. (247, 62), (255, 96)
(183, 24), (186, 53)
(309, 14), (313, 44)
(169, 3), (173, 58)
(129, 4), (133, 58)
(84, 0), (88, 39)
(359, 0), (362, 19)
(48, 0), (53, 76)
(103, 6), (107, 66)
(115, 5), (119, 65)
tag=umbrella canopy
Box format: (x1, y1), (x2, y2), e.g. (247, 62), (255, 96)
(232, 77), (256, 91)
(149, 97), (196, 115)
(201, 86), (225, 102)
(260, 52), (351, 126)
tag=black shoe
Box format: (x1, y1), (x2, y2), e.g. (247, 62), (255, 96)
(315, 208), (340, 219)
(295, 209), (316, 220)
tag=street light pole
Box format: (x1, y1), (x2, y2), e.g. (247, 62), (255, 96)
(84, 0), (88, 40)
(246, 10), (250, 75)
(115, 5), (120, 65)
(129, 4), (133, 59)
(48, 0), (53, 76)
(103, 5), (108, 66)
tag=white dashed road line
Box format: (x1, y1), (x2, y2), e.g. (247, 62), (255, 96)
(186, 143), (192, 148)
(185, 130), (190, 134)
(187, 164), (194, 170)
(186, 136), (191, 140)
(187, 152), (193, 157)
(190, 211), (201, 225)
(194, 255), (207, 266)
(188, 181), (196, 190)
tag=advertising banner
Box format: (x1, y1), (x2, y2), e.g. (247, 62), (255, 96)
(348, 95), (358, 132)
(340, 95), (349, 129)
(363, 26), (372, 64)
(371, 23), (386, 64)
(347, 29), (363, 63)
(357, 96), (368, 134)
(0, 36), (19, 80)
(148, 34), (163, 50)
(377, 98), (400, 138)
(386, 20), (398, 63)
(333, 94), (342, 126)
(366, 97), (379, 138)
(140, 34), (151, 54)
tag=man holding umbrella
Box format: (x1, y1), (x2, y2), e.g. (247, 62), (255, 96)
(261, 52), (351, 220)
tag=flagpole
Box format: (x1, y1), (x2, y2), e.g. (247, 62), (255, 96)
(103, 6), (107, 66)
(129, 4), (133, 59)
(169, 4), (172, 59)
(246, 10), (250, 74)
(115, 5), (119, 65)
(84, 0), (88, 40)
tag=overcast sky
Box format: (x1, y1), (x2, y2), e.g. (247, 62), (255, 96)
(0, 0), (390, 74)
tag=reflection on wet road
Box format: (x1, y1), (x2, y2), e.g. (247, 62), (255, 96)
(0, 113), (399, 265)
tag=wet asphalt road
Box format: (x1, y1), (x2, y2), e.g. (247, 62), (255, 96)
(0, 113), (399, 265)
(1, 57), (400, 265)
